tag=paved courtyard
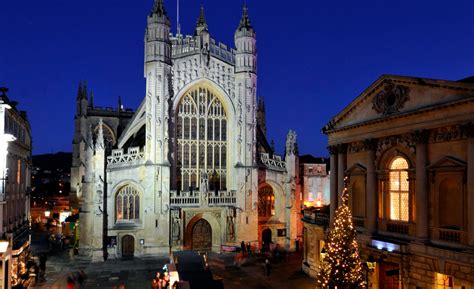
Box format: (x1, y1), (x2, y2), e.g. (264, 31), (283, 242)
(30, 249), (316, 289)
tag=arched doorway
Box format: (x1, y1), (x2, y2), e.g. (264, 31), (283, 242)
(192, 219), (212, 251)
(122, 235), (135, 259)
(262, 228), (272, 252)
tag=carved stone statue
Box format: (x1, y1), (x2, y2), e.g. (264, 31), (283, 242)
(227, 216), (235, 242)
(200, 171), (209, 206)
(171, 210), (181, 245)
(285, 130), (297, 156)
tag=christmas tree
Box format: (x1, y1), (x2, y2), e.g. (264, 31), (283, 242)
(317, 176), (365, 288)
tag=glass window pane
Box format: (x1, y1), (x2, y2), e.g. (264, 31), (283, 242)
(400, 171), (409, 191)
(400, 192), (409, 221)
(390, 171), (400, 191)
(390, 192), (400, 220)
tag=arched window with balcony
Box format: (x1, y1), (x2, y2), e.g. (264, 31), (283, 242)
(116, 185), (140, 221)
(389, 157), (409, 222)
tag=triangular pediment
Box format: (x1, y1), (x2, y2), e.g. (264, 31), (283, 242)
(345, 163), (367, 175)
(427, 156), (467, 171)
(323, 75), (474, 133)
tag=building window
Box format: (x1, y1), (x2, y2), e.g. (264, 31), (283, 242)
(116, 185), (140, 221)
(176, 86), (227, 191)
(389, 157), (409, 221)
(435, 273), (453, 289)
(258, 185), (275, 217)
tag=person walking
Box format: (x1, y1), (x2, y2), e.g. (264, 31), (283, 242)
(39, 254), (47, 279)
(264, 259), (272, 277)
(240, 240), (246, 254)
(66, 273), (76, 289)
(77, 270), (87, 289)
(246, 242), (251, 255)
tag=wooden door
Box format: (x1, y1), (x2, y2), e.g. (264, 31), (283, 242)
(122, 235), (135, 259)
(192, 219), (212, 251)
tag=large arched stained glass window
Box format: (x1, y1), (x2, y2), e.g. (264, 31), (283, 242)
(258, 185), (275, 217)
(389, 157), (409, 221)
(176, 86), (227, 191)
(116, 185), (140, 221)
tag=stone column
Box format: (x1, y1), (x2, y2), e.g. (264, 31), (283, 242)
(364, 139), (377, 233)
(415, 130), (430, 240)
(328, 145), (338, 226)
(464, 123), (474, 246)
(337, 144), (347, 202)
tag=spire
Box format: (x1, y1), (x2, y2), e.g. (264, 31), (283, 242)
(118, 96), (122, 111)
(82, 80), (88, 100)
(195, 4), (208, 35)
(76, 81), (83, 100)
(151, 0), (168, 17)
(237, 2), (253, 31)
(89, 90), (94, 108)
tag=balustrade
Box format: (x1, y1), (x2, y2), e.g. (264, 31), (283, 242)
(170, 190), (236, 207)
(107, 147), (144, 165)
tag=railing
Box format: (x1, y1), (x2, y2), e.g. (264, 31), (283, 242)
(170, 190), (236, 207)
(302, 206), (329, 226)
(387, 222), (409, 235)
(107, 147), (144, 166)
(438, 228), (463, 244)
(260, 153), (286, 171)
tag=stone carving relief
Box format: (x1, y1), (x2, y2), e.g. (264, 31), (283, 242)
(373, 80), (410, 115)
(171, 209), (181, 245)
(226, 208), (235, 242)
(376, 134), (416, 159)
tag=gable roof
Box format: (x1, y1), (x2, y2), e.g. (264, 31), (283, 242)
(322, 74), (474, 135)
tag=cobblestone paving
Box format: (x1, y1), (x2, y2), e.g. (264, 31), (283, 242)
(31, 250), (315, 289)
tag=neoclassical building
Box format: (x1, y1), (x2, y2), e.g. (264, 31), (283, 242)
(71, 1), (302, 260)
(320, 75), (474, 288)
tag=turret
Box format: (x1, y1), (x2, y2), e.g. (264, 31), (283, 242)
(195, 4), (208, 36)
(145, 0), (172, 70)
(234, 3), (257, 74)
(76, 81), (88, 116)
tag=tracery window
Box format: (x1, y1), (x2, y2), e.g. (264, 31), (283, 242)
(389, 157), (409, 221)
(176, 86), (227, 191)
(258, 185), (275, 217)
(116, 185), (140, 221)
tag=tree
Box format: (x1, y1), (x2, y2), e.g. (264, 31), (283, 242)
(317, 176), (365, 288)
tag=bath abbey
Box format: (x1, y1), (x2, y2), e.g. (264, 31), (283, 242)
(71, 0), (303, 259)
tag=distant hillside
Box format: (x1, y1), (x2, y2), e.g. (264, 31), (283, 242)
(33, 152), (72, 172)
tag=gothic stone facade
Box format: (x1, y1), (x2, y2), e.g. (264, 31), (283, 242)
(322, 75), (474, 288)
(71, 1), (301, 260)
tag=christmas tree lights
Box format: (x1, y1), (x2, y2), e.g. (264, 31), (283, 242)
(317, 176), (365, 288)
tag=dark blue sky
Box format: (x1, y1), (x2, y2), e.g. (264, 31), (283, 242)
(1, 0), (473, 156)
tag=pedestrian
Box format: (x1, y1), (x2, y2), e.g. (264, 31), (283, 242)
(295, 238), (300, 252)
(240, 240), (246, 253)
(264, 259), (272, 276)
(77, 270), (87, 289)
(66, 272), (75, 289)
(39, 253), (47, 278)
(246, 242), (251, 255)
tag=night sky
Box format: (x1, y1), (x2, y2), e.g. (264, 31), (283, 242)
(1, 0), (473, 156)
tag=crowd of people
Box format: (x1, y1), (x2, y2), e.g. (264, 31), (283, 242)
(151, 271), (171, 289)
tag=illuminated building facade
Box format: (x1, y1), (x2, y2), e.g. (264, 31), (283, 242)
(71, 0), (302, 260)
(0, 87), (32, 289)
(321, 75), (474, 288)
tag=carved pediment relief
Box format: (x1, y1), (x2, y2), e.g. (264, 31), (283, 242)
(372, 80), (410, 115)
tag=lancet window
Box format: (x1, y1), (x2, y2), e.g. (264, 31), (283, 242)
(116, 185), (140, 221)
(258, 185), (275, 217)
